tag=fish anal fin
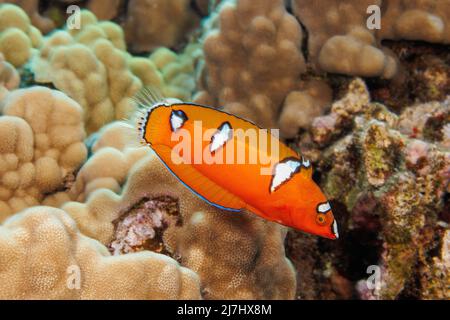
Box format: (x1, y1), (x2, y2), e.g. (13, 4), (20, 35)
(153, 144), (246, 212)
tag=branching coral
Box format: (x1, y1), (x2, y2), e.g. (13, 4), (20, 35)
(32, 10), (141, 133)
(0, 3), (42, 67)
(124, 0), (200, 53)
(196, 0), (307, 129)
(0, 206), (201, 299)
(57, 121), (296, 299)
(0, 86), (87, 221)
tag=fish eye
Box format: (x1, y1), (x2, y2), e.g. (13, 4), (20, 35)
(315, 213), (327, 226)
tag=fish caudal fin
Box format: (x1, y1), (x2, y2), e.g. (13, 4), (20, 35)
(153, 144), (246, 212)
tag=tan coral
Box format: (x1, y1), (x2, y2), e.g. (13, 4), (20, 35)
(292, 0), (397, 78)
(87, 0), (122, 21)
(279, 79), (332, 138)
(0, 0), (54, 34)
(0, 86), (87, 221)
(67, 10), (126, 51)
(32, 10), (141, 133)
(197, 0), (306, 129)
(0, 53), (19, 101)
(0, 206), (201, 299)
(380, 1), (450, 43)
(124, 0), (199, 52)
(0, 3), (43, 67)
(130, 43), (203, 101)
(59, 121), (296, 299)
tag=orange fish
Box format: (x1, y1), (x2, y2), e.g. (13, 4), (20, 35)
(134, 92), (338, 239)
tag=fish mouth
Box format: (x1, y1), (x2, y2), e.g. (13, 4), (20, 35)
(331, 220), (339, 239)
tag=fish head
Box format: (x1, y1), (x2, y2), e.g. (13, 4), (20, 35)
(290, 179), (339, 240)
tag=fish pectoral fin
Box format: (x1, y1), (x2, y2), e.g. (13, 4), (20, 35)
(152, 144), (246, 213)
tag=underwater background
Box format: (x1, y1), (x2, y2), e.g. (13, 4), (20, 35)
(0, 0), (448, 299)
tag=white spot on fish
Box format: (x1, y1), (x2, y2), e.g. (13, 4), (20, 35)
(317, 202), (331, 213)
(302, 156), (310, 168)
(170, 110), (188, 132)
(270, 159), (301, 193)
(332, 220), (339, 239)
(210, 122), (233, 153)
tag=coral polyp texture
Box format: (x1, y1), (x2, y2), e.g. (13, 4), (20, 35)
(0, 86), (87, 220)
(124, 0), (200, 53)
(196, 0), (307, 129)
(0, 0), (448, 300)
(32, 10), (141, 134)
(0, 207), (201, 299)
(0, 3), (42, 67)
(0, 53), (19, 100)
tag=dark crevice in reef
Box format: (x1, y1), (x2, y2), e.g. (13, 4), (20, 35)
(286, 194), (386, 300)
(440, 193), (450, 223)
(108, 196), (182, 258)
(283, 0), (309, 63)
(112, 0), (131, 26)
(366, 40), (450, 112)
(397, 226), (446, 300)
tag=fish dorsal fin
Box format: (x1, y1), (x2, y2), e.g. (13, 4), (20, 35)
(152, 144), (246, 212)
(300, 156), (313, 178)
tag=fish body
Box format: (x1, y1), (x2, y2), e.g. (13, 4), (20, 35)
(137, 99), (338, 239)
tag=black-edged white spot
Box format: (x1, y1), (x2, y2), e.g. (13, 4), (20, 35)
(317, 202), (331, 213)
(170, 109), (188, 132)
(270, 158), (302, 193)
(301, 156), (311, 168)
(332, 220), (339, 239)
(210, 121), (233, 153)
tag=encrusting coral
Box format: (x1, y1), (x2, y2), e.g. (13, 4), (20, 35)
(0, 206), (201, 299)
(0, 86), (87, 221)
(0, 3), (42, 67)
(32, 10), (141, 133)
(288, 78), (449, 299)
(56, 121), (297, 300)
